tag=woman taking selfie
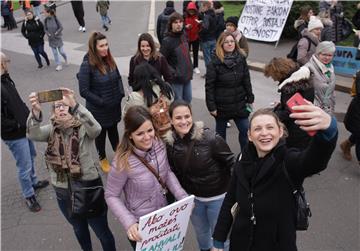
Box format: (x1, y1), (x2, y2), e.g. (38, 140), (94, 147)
(78, 31), (125, 173)
(105, 105), (187, 250)
(206, 31), (254, 151)
(212, 104), (338, 251)
(128, 33), (173, 88)
(27, 88), (116, 251)
(164, 100), (234, 251)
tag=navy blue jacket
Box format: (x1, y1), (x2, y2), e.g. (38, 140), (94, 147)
(77, 54), (124, 127)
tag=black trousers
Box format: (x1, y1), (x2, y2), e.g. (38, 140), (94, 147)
(71, 1), (85, 27)
(95, 124), (119, 160)
(189, 39), (200, 68)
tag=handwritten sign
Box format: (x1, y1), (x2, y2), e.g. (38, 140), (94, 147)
(136, 195), (195, 251)
(238, 0), (294, 42)
(333, 46), (360, 76)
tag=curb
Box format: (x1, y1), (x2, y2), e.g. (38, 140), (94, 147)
(247, 61), (352, 94)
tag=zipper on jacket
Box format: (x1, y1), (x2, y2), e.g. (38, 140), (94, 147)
(249, 192), (256, 225)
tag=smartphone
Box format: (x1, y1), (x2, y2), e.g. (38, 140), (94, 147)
(286, 92), (317, 136)
(37, 89), (63, 103)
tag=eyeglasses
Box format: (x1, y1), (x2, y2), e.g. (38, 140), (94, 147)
(224, 40), (235, 44)
(54, 104), (68, 110)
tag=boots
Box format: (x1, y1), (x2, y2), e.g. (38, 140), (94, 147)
(100, 158), (111, 173)
(340, 139), (352, 161)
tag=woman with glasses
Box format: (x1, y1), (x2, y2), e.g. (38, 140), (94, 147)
(77, 31), (125, 173)
(206, 31), (254, 151)
(27, 88), (116, 251)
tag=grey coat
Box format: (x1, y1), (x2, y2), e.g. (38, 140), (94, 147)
(306, 56), (336, 115)
(44, 16), (63, 48)
(297, 29), (319, 66)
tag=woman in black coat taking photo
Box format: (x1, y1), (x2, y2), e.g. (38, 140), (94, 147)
(206, 31), (254, 151)
(212, 103), (338, 251)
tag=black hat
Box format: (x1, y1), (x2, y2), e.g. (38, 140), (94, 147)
(226, 16), (239, 28)
(166, 1), (174, 8)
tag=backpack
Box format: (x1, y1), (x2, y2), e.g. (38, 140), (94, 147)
(287, 36), (315, 62)
(149, 94), (171, 135)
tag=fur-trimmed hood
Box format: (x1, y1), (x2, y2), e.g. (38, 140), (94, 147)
(163, 121), (204, 146)
(278, 66), (311, 91)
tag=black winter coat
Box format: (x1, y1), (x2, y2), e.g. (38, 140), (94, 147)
(206, 52), (254, 119)
(344, 71), (360, 135)
(164, 121), (235, 197)
(213, 130), (338, 251)
(160, 31), (193, 85)
(1, 73), (30, 140)
(156, 6), (175, 45)
(21, 17), (45, 47)
(77, 54), (125, 128)
(274, 66), (314, 150)
(198, 9), (217, 42)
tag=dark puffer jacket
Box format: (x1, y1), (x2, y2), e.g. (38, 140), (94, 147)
(21, 17), (45, 47)
(274, 66), (314, 150)
(160, 31), (193, 85)
(1, 73), (30, 140)
(344, 71), (360, 135)
(156, 6), (175, 44)
(164, 121), (235, 197)
(198, 8), (217, 42)
(206, 52), (254, 119)
(77, 54), (125, 128)
(213, 127), (337, 251)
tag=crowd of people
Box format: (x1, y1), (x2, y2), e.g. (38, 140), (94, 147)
(2, 0), (360, 251)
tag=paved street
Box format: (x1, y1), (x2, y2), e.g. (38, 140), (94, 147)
(1, 1), (359, 251)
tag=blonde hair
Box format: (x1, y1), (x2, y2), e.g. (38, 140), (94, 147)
(249, 108), (288, 138)
(215, 32), (241, 62)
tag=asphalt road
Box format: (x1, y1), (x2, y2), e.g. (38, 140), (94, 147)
(1, 1), (359, 251)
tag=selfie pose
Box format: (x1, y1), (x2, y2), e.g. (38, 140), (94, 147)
(105, 106), (187, 250)
(27, 88), (116, 251)
(212, 105), (337, 251)
(78, 31), (125, 173)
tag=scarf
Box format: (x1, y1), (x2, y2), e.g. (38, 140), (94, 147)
(312, 55), (334, 78)
(44, 116), (82, 182)
(223, 51), (239, 68)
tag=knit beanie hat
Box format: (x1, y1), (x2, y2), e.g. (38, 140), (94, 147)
(226, 16), (239, 28)
(316, 41), (336, 54)
(308, 16), (324, 31)
(166, 1), (174, 8)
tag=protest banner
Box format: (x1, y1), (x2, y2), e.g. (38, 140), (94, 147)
(333, 46), (360, 76)
(238, 0), (294, 42)
(136, 195), (195, 251)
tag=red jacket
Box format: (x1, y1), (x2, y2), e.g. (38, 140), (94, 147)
(185, 2), (200, 42)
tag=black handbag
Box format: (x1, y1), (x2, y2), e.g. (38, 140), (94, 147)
(282, 163), (312, 231)
(67, 175), (107, 219)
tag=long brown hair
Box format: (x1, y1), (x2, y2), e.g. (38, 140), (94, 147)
(114, 106), (155, 171)
(135, 33), (159, 61)
(87, 31), (116, 75)
(215, 31), (241, 63)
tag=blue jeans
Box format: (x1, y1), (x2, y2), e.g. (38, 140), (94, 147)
(31, 43), (49, 66)
(3, 138), (37, 198)
(101, 15), (111, 26)
(55, 187), (116, 251)
(50, 46), (67, 66)
(32, 5), (42, 19)
(172, 81), (192, 103)
(191, 197), (229, 251)
(201, 39), (216, 68)
(215, 117), (249, 151)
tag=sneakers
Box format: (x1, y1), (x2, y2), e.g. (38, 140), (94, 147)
(38, 64), (43, 69)
(82, 26), (86, 32)
(33, 180), (49, 191)
(100, 158), (111, 173)
(103, 25), (109, 31)
(25, 195), (41, 212)
(226, 122), (232, 128)
(193, 67), (200, 74)
(78, 26), (83, 31)
(340, 139), (352, 161)
(56, 65), (63, 71)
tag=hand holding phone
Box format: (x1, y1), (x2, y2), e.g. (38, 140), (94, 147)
(286, 93), (317, 136)
(37, 89), (63, 103)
